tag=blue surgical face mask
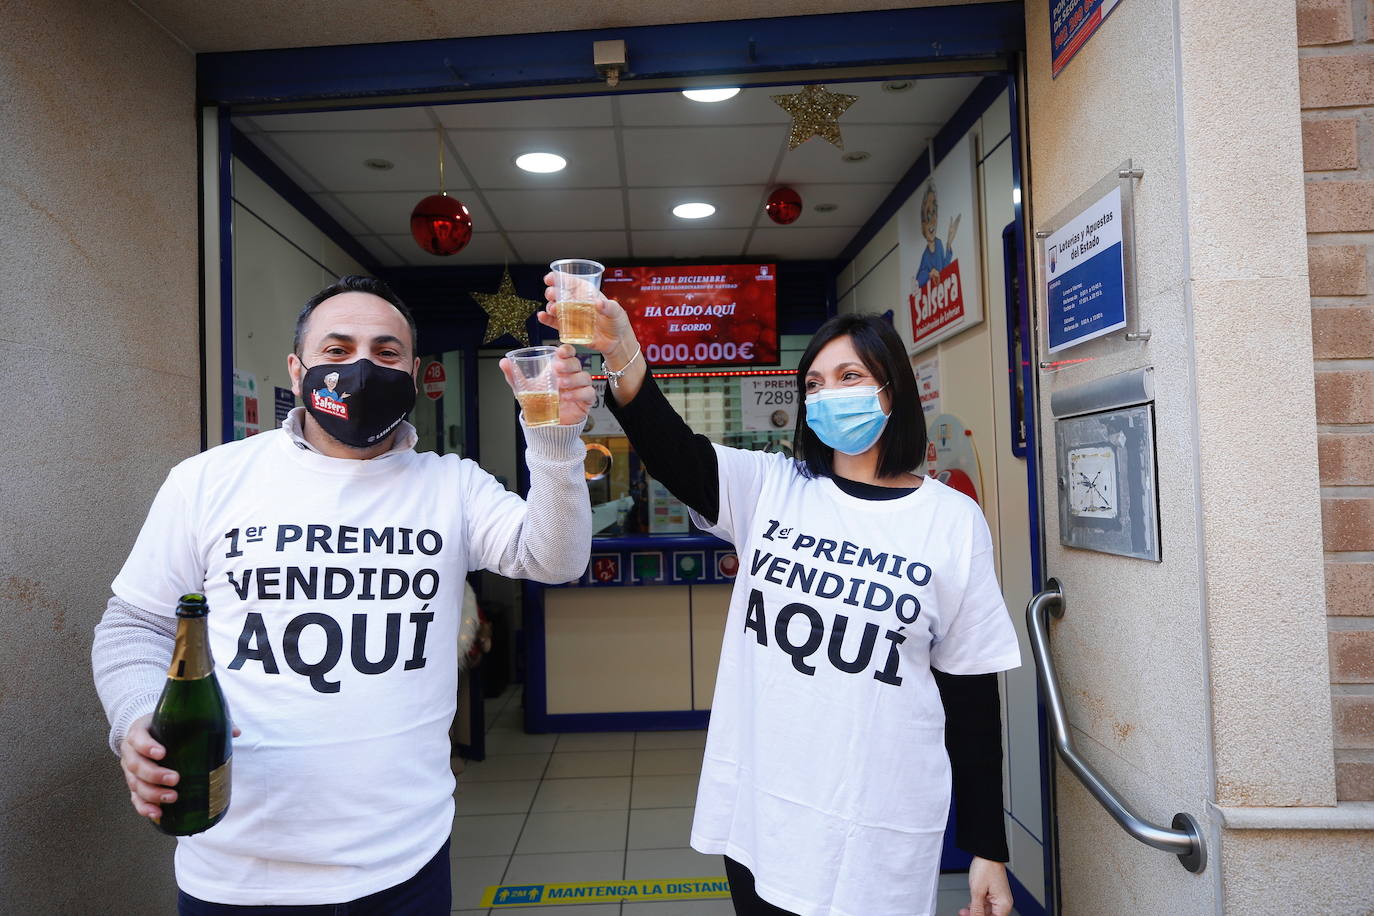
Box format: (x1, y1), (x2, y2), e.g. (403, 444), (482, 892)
(804, 383), (890, 456)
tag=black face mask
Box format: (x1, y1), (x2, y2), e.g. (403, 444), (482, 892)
(302, 359), (416, 449)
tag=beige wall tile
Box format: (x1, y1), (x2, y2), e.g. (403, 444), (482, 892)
(1335, 752), (1374, 797)
(1297, 0), (1355, 45)
(1315, 369), (1374, 422)
(1306, 179), (1374, 232)
(1318, 433), (1374, 484)
(1308, 246), (1368, 296)
(1330, 630), (1374, 682)
(1221, 828), (1374, 911)
(1322, 498), (1374, 551)
(1326, 562), (1374, 615)
(1302, 118), (1360, 170)
(1299, 53), (1374, 109)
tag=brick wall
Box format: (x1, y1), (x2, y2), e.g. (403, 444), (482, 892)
(1300, 0), (1374, 801)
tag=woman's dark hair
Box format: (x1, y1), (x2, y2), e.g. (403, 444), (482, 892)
(293, 275), (419, 355)
(793, 313), (926, 480)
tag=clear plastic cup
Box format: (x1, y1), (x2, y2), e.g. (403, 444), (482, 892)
(505, 346), (561, 427)
(549, 258), (604, 346)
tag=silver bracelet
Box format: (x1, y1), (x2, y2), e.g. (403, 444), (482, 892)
(605, 345), (642, 390)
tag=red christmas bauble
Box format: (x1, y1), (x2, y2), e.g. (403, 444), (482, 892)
(765, 186), (803, 225)
(410, 194), (473, 256)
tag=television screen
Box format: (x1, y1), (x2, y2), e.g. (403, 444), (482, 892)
(602, 264), (779, 367)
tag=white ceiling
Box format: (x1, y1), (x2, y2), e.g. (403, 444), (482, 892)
(234, 76), (981, 267)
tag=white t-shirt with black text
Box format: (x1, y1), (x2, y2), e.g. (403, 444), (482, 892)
(688, 447), (1021, 916)
(113, 425), (537, 905)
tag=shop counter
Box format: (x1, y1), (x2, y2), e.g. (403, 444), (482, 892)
(524, 535), (739, 732)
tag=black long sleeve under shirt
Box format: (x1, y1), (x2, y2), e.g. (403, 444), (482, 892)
(605, 369), (1010, 862)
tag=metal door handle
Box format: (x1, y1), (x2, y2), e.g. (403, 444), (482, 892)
(1027, 579), (1207, 873)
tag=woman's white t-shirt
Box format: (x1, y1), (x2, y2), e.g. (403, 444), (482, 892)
(688, 447), (1021, 916)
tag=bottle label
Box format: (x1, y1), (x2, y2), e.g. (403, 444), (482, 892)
(208, 757), (232, 819)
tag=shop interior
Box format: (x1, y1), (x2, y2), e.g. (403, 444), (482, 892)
(222, 70), (1045, 914)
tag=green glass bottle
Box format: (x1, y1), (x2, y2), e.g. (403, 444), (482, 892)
(149, 593), (233, 836)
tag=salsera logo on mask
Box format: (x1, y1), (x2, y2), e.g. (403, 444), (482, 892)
(302, 359), (416, 448)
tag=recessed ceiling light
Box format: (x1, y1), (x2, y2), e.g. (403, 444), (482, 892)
(363, 158), (394, 170)
(673, 202), (716, 219)
(882, 80), (913, 93)
(682, 88), (741, 103)
(841, 151), (871, 162)
(515, 152), (567, 173)
(814, 203), (839, 213)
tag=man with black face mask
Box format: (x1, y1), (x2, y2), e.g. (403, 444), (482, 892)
(91, 276), (594, 913)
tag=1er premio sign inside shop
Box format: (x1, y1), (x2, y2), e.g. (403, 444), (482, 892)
(603, 264), (778, 367)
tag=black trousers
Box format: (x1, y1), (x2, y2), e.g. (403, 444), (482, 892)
(725, 857), (799, 916)
(177, 839), (451, 915)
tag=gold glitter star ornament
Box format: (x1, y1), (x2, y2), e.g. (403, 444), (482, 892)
(771, 84), (860, 151)
(473, 268), (541, 346)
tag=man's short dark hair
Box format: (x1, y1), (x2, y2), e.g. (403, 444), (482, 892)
(293, 275), (419, 356)
(793, 313), (926, 480)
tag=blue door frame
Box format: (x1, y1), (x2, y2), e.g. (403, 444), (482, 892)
(197, 7), (1049, 912)
(197, 5), (1024, 108)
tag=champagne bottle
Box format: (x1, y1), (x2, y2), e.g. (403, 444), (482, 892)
(149, 593), (233, 836)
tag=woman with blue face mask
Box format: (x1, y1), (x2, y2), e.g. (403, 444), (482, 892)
(539, 284), (1021, 916)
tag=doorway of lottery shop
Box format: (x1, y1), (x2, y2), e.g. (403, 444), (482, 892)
(198, 6), (1048, 913)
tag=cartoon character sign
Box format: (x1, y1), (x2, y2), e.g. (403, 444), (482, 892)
(915, 185), (961, 290)
(311, 371), (351, 419)
(898, 133), (983, 355)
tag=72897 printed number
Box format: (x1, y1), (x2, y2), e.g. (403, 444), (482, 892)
(754, 389), (796, 406)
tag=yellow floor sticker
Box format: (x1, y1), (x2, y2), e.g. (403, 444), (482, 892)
(482, 876), (731, 907)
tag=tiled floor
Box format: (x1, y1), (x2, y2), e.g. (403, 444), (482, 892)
(450, 686), (996, 914)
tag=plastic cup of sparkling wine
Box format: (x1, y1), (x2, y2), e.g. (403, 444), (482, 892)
(548, 258), (604, 346)
(506, 346), (561, 427)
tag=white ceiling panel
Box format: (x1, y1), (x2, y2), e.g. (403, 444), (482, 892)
(618, 86), (792, 127)
(632, 229), (749, 260)
(332, 190), (496, 238)
(747, 225), (860, 260)
(252, 106), (434, 132)
(773, 124), (935, 186)
(623, 126), (782, 188)
(482, 188), (625, 232)
(506, 231), (630, 265)
(449, 128), (621, 189)
(829, 77), (981, 125)
(627, 186), (765, 231)
(381, 232), (515, 266)
(244, 135), (324, 192)
(236, 77), (985, 264)
(436, 96), (615, 129)
(308, 193), (370, 236)
(354, 235), (408, 267)
(266, 130), (472, 193)
(781, 183), (895, 228)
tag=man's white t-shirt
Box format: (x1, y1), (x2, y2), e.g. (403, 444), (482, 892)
(112, 425), (536, 905)
(688, 447), (1021, 916)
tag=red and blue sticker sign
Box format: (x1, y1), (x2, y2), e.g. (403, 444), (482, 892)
(1051, 0), (1123, 77)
